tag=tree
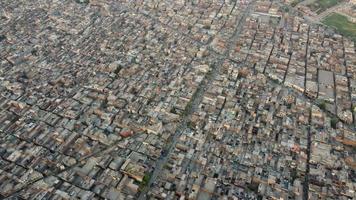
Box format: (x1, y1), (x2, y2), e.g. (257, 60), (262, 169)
(330, 117), (338, 129)
(318, 100), (326, 110)
(75, 0), (89, 4)
(139, 172), (152, 190)
(187, 121), (195, 130)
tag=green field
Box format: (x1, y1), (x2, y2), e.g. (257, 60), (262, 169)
(290, 0), (303, 7)
(307, 0), (342, 14)
(322, 13), (356, 41)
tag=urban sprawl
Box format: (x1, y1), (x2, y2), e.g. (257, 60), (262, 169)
(0, 0), (355, 200)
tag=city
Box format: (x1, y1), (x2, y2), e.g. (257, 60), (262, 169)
(0, 0), (355, 199)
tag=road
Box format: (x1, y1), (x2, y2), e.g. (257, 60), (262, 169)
(137, 0), (256, 199)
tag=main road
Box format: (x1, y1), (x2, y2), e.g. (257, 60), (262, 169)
(137, 0), (256, 199)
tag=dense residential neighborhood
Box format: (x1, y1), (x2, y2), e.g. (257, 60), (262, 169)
(0, 0), (355, 199)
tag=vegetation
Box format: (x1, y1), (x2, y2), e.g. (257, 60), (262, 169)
(247, 182), (259, 193)
(187, 121), (195, 130)
(291, 0), (303, 7)
(142, 173), (151, 185)
(170, 107), (178, 114)
(307, 0), (342, 14)
(330, 117), (339, 129)
(139, 172), (152, 190)
(0, 34), (6, 42)
(317, 100), (327, 111)
(287, 103), (292, 109)
(291, 168), (298, 182)
(271, 78), (280, 84)
(322, 13), (356, 41)
(114, 66), (121, 74)
(281, 6), (290, 12)
(203, 24), (211, 30)
(183, 101), (193, 116)
(75, 0), (89, 4)
(163, 164), (171, 170)
(353, 105), (356, 113)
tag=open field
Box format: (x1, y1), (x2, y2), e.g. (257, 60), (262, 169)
(322, 13), (356, 41)
(307, 0), (343, 14)
(291, 0), (304, 7)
